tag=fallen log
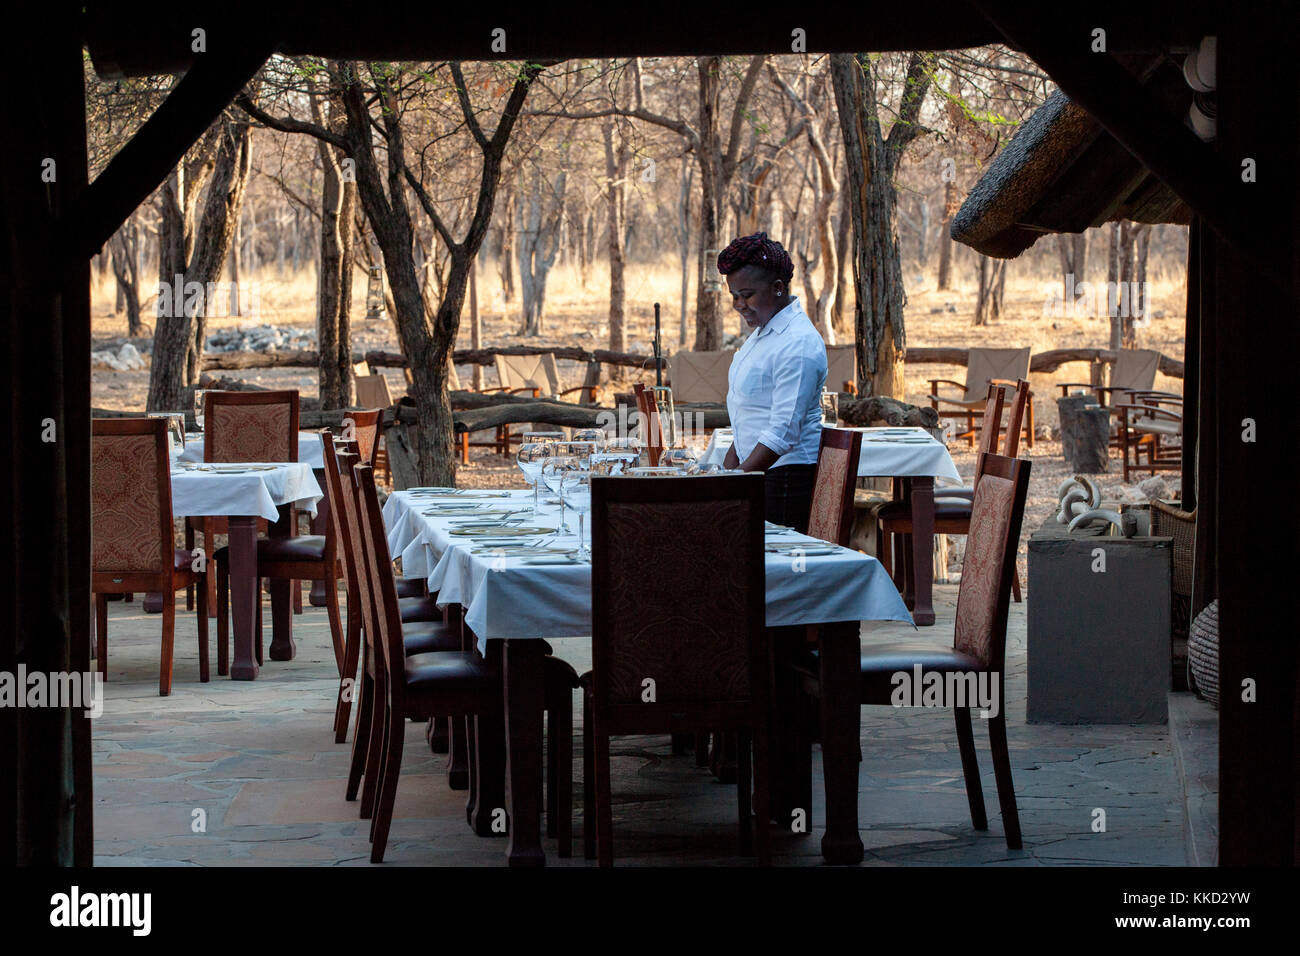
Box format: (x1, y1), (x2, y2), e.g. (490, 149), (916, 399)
(838, 394), (939, 428)
(451, 402), (732, 434)
(364, 346), (666, 371)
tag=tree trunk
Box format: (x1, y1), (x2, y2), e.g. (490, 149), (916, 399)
(470, 259), (483, 391)
(941, 178), (961, 287)
(315, 107), (344, 409)
(833, 187), (852, 334)
(337, 178), (356, 406)
(603, 118), (629, 352)
(831, 52), (932, 400)
(678, 161), (693, 346)
(109, 222), (142, 336)
(1107, 221), (1123, 349)
(498, 177), (516, 303)
(693, 56), (724, 350)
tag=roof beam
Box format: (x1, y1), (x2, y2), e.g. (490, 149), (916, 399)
(60, 40), (272, 263)
(969, 2), (1292, 294)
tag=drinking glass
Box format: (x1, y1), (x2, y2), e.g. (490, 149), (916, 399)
(516, 441), (555, 515)
(569, 427), (607, 448)
(193, 389), (209, 432)
(561, 472), (593, 558)
(551, 441), (599, 465)
(589, 452), (640, 476)
(541, 456), (583, 532)
(820, 389), (840, 426)
(658, 446), (698, 471)
(522, 431), (565, 444)
(148, 412), (186, 455)
(604, 436), (645, 467)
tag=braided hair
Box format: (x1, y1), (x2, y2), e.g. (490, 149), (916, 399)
(716, 232), (794, 285)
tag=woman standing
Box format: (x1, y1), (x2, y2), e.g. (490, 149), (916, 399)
(718, 233), (828, 533)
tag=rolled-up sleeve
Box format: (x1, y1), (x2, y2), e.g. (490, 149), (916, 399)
(756, 348), (824, 457)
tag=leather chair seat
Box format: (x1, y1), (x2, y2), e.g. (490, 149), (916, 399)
(858, 640), (986, 701)
(1132, 418), (1181, 437)
(878, 498), (973, 521)
(399, 595), (441, 623)
(404, 651), (500, 694)
(256, 534), (327, 562)
(395, 577), (427, 599)
(402, 621), (460, 656)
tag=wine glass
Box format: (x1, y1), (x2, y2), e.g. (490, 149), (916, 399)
(193, 389), (208, 432)
(552, 441), (599, 465)
(820, 389), (840, 426)
(569, 427), (607, 448)
(541, 456), (583, 533)
(516, 441), (555, 515)
(561, 472), (593, 558)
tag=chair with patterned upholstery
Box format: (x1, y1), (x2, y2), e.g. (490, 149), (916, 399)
(879, 380), (1029, 602)
(185, 389), (301, 614)
(794, 451), (1031, 849)
(807, 427), (863, 547)
(929, 346), (1034, 448)
(92, 417), (208, 696)
(582, 473), (771, 865)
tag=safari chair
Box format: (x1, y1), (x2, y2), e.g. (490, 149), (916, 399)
(668, 349), (733, 405)
(1057, 348), (1178, 449)
(826, 344), (858, 395)
(930, 346), (1033, 449)
(1118, 393), (1183, 482)
(354, 373), (394, 483)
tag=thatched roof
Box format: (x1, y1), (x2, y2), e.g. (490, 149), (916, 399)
(952, 56), (1193, 259)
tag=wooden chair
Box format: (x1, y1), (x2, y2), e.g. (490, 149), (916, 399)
(186, 389), (300, 614)
(355, 374), (394, 482)
(631, 383), (666, 466)
(322, 433), (456, 744)
(345, 408), (383, 467)
(347, 463), (578, 861)
(92, 417), (208, 696)
(582, 473), (772, 865)
(1058, 348), (1178, 449)
(807, 427), (864, 547)
(1118, 392), (1183, 482)
(879, 380), (1029, 601)
(929, 346), (1034, 448)
(794, 452), (1032, 849)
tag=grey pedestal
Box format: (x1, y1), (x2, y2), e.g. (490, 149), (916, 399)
(1027, 516), (1171, 723)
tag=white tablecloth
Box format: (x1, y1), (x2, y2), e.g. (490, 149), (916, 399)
(699, 425), (962, 484)
(383, 488), (911, 653)
(170, 462), (323, 521)
(177, 431), (325, 469)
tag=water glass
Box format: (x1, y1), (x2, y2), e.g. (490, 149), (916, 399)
(541, 456), (584, 532)
(193, 389), (209, 432)
(820, 389), (839, 426)
(569, 428), (607, 448)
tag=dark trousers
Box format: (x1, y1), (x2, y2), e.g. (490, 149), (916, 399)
(764, 463), (817, 534)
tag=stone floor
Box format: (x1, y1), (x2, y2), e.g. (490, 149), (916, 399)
(91, 585), (1200, 866)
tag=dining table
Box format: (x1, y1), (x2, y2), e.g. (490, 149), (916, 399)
(700, 425), (962, 626)
(170, 459), (323, 679)
(383, 485), (913, 866)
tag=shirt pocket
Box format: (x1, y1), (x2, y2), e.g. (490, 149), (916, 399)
(735, 363), (771, 399)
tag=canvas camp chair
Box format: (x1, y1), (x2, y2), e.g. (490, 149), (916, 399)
(826, 344), (858, 395)
(668, 349), (733, 405)
(929, 346), (1034, 448)
(1058, 348), (1179, 449)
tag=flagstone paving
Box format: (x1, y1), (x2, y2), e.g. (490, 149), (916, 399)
(91, 585), (1198, 866)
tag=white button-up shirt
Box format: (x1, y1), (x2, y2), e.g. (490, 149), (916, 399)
(725, 296), (828, 468)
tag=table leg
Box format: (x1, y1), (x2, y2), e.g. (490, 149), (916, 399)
(909, 476), (936, 626)
(818, 620), (864, 865)
(268, 505), (296, 660)
(309, 467), (329, 607)
(503, 639), (546, 867)
(228, 516), (259, 681)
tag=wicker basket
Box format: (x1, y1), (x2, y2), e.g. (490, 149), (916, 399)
(1150, 500), (1195, 688)
(1188, 600), (1219, 707)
